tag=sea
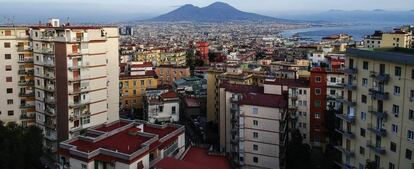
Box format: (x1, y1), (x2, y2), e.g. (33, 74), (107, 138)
(280, 22), (410, 41)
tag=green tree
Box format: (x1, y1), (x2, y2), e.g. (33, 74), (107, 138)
(286, 129), (311, 169)
(0, 121), (44, 169)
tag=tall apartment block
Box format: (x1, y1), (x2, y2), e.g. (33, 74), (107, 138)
(218, 81), (288, 169)
(336, 48), (414, 169)
(31, 19), (120, 153)
(0, 27), (35, 126)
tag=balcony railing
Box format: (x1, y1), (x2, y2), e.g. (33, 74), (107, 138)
(369, 89), (389, 100)
(368, 106), (387, 119)
(340, 68), (358, 75)
(69, 100), (91, 108)
(20, 103), (35, 109)
(335, 128), (355, 139)
(230, 107), (239, 114)
(18, 80), (34, 86)
(17, 45), (33, 52)
(337, 98), (356, 107)
(335, 114), (356, 123)
(334, 146), (354, 157)
(339, 83), (357, 90)
(20, 113), (35, 120)
(41, 48), (54, 54)
(367, 126), (387, 137)
(366, 141), (386, 154)
(370, 71), (390, 83)
(19, 92), (35, 97)
(18, 57), (34, 63)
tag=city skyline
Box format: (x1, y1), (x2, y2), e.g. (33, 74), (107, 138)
(1, 0), (414, 23)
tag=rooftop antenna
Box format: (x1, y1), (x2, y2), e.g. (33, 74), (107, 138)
(65, 17), (70, 26)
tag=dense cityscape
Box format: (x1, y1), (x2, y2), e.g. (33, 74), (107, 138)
(1, 1), (414, 169)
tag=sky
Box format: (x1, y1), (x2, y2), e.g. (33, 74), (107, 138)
(0, 0), (413, 23)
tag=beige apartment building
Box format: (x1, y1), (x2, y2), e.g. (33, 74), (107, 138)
(364, 29), (412, 49)
(31, 19), (120, 154)
(0, 27), (36, 126)
(336, 48), (414, 169)
(219, 81), (287, 169)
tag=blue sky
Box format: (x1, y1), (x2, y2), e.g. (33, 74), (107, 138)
(0, 0), (413, 23)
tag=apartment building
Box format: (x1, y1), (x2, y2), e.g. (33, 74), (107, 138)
(0, 27), (35, 126)
(143, 91), (180, 123)
(364, 29), (413, 49)
(219, 82), (287, 169)
(120, 62), (158, 110)
(31, 19), (120, 154)
(336, 48), (414, 169)
(59, 119), (185, 169)
(173, 76), (207, 98)
(364, 31), (383, 48)
(155, 65), (190, 86)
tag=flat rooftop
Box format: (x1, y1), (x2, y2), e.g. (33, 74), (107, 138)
(155, 147), (231, 169)
(347, 48), (414, 65)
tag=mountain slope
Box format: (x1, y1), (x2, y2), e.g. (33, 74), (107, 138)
(148, 2), (292, 22)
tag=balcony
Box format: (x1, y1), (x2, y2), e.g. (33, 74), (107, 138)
(335, 128), (355, 139)
(327, 94), (343, 100)
(368, 106), (387, 119)
(18, 57), (34, 63)
(19, 92), (35, 97)
(368, 126), (387, 137)
(366, 141), (386, 155)
(45, 122), (57, 129)
(230, 107), (239, 114)
(370, 71), (390, 83)
(45, 96), (56, 104)
(369, 89), (389, 100)
(41, 48), (54, 54)
(18, 69), (26, 75)
(44, 133), (57, 141)
(339, 83), (357, 90)
(336, 98), (356, 107)
(335, 114), (355, 123)
(42, 61), (55, 67)
(17, 45), (32, 52)
(230, 96), (239, 102)
(334, 146), (354, 157)
(20, 103), (35, 109)
(18, 80), (34, 86)
(44, 108), (56, 116)
(69, 100), (90, 108)
(42, 72), (55, 79)
(340, 68), (357, 75)
(20, 113), (35, 120)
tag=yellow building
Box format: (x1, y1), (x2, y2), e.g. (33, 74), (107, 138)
(381, 31), (412, 48)
(120, 71), (158, 110)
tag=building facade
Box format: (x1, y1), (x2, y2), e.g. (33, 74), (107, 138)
(155, 65), (190, 86)
(336, 48), (414, 169)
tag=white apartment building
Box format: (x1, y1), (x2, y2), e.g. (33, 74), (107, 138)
(336, 48), (414, 169)
(144, 91), (180, 123)
(0, 27), (36, 126)
(219, 82), (287, 169)
(30, 19), (119, 154)
(288, 82), (311, 144)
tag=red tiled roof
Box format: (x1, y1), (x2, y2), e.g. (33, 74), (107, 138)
(71, 126), (150, 154)
(119, 70), (158, 79)
(238, 93), (287, 108)
(183, 147), (230, 169)
(264, 78), (309, 88)
(130, 62), (153, 68)
(219, 83), (264, 94)
(95, 121), (130, 132)
(155, 157), (211, 169)
(160, 91), (178, 99)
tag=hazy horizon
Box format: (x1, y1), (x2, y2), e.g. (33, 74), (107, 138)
(0, 0), (413, 23)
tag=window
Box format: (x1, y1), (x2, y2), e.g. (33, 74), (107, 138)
(390, 142), (396, 152)
(389, 163), (395, 169)
(360, 128), (366, 137)
(5, 54), (11, 59)
(303, 123), (306, 129)
(253, 120), (258, 126)
(298, 89), (302, 95)
(5, 30), (11, 36)
(392, 105), (399, 117)
(253, 144), (258, 151)
(361, 95), (367, 103)
(82, 116), (90, 124)
(303, 90), (307, 95)
(172, 106), (176, 115)
(6, 77), (12, 82)
(7, 111), (13, 116)
(6, 88), (13, 94)
(5, 65), (12, 71)
(394, 86), (400, 96)
(252, 108), (258, 114)
(159, 106), (164, 112)
(363, 61), (369, 70)
(362, 78), (368, 87)
(133, 90), (136, 95)
(253, 132), (258, 139)
(303, 101), (307, 106)
(303, 112), (307, 116)
(81, 164), (87, 169)
(315, 88), (321, 95)
(4, 42), (10, 48)
(359, 146), (365, 155)
(409, 110), (414, 120)
(315, 112), (320, 119)
(392, 124), (398, 134)
(330, 90), (336, 95)
(395, 66), (402, 77)
(412, 69), (414, 79)
(330, 77), (336, 83)
(406, 149), (412, 160)
(361, 112), (366, 121)
(315, 100), (321, 107)
(7, 99), (13, 105)
(408, 130), (414, 141)
(253, 157), (258, 163)
(315, 76), (321, 82)
(140, 80), (144, 86)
